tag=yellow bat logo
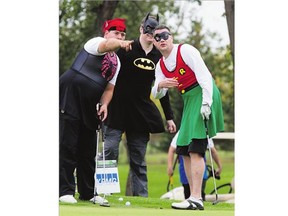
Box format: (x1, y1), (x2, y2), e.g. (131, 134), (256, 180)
(133, 58), (155, 70)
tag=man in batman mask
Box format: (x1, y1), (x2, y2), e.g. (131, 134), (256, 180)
(102, 13), (177, 197)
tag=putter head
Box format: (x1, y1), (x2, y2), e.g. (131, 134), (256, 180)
(212, 194), (219, 205)
(100, 202), (110, 207)
(93, 199), (110, 207)
(92, 196), (110, 207)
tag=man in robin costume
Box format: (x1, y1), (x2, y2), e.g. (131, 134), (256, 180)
(152, 25), (224, 210)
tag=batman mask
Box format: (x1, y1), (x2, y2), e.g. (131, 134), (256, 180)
(143, 13), (159, 35)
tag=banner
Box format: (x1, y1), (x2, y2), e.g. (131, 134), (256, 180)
(95, 160), (120, 194)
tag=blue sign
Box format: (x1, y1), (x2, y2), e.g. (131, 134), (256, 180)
(96, 173), (119, 183)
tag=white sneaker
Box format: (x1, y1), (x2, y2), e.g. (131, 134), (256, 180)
(189, 197), (204, 210)
(171, 197), (204, 210)
(90, 196), (109, 205)
(59, 195), (77, 204)
(171, 199), (196, 210)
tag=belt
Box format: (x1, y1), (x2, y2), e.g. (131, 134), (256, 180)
(180, 82), (199, 94)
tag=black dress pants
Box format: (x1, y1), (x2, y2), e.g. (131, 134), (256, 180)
(59, 111), (96, 200)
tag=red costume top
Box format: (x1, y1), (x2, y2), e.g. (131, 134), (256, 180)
(159, 44), (198, 94)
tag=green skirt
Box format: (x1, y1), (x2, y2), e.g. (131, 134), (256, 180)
(177, 80), (224, 146)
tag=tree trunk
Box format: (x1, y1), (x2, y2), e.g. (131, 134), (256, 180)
(91, 0), (120, 36)
(224, 0), (234, 65)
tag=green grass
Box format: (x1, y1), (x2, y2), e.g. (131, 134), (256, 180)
(60, 195), (234, 216)
(60, 151), (234, 215)
(117, 150), (235, 198)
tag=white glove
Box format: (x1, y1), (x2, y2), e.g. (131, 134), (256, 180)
(200, 104), (211, 120)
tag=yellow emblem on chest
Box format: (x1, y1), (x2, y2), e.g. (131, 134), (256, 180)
(179, 68), (186, 75)
(133, 58), (155, 70)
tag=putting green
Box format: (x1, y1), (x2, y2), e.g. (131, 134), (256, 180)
(60, 205), (234, 216)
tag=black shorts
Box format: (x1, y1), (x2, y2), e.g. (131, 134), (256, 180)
(176, 138), (208, 158)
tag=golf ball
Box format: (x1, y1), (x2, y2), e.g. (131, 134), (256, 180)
(118, 197), (123, 201)
(125, 201), (131, 206)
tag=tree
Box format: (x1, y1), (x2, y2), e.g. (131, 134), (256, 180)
(59, 0), (119, 75)
(91, 0), (120, 36)
(59, 0), (203, 75)
(224, 0), (234, 65)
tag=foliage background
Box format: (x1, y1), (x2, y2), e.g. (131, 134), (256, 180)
(59, 0), (234, 151)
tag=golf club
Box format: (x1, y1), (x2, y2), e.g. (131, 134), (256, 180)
(166, 155), (178, 192)
(93, 103), (101, 204)
(99, 114), (110, 207)
(204, 119), (219, 205)
(93, 103), (110, 207)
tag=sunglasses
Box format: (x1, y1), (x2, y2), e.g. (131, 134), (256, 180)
(154, 32), (171, 42)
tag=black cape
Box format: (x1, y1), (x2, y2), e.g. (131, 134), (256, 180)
(105, 38), (174, 133)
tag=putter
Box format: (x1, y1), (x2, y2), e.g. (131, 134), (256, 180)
(204, 119), (219, 205)
(93, 103), (101, 205)
(99, 117), (110, 207)
(93, 103), (110, 207)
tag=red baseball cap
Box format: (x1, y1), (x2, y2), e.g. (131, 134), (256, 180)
(102, 18), (126, 33)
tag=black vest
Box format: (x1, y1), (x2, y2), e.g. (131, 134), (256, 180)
(71, 48), (118, 90)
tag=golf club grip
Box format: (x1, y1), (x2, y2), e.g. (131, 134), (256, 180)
(96, 103), (102, 130)
(204, 119), (209, 135)
(173, 155), (179, 170)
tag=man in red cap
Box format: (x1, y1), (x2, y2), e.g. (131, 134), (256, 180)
(102, 18), (127, 33)
(59, 18), (133, 205)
